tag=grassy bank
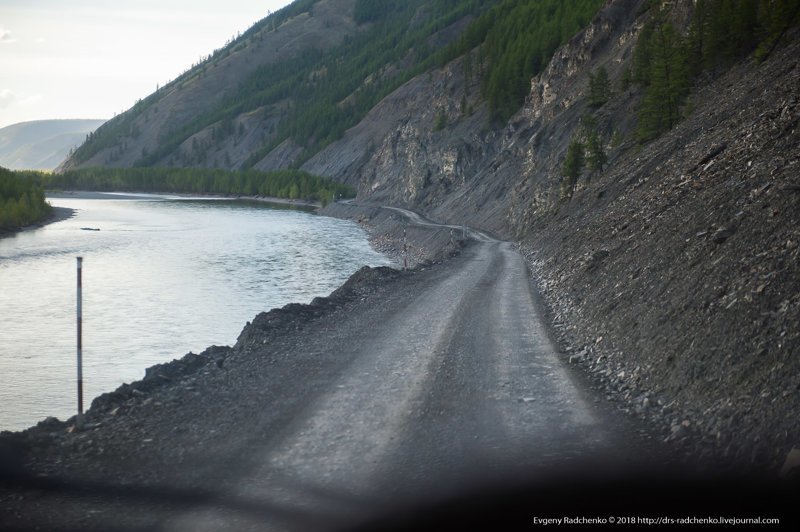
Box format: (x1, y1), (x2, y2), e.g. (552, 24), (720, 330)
(0, 167), (52, 231)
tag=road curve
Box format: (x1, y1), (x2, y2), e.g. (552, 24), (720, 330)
(167, 207), (636, 531)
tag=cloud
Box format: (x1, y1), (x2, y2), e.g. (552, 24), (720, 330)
(19, 93), (43, 106)
(0, 28), (16, 43)
(0, 89), (15, 108)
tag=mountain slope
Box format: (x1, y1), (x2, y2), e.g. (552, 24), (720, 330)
(0, 119), (105, 170)
(520, 33), (800, 469)
(55, 0), (800, 468)
(59, 0), (604, 174)
(59, 0), (362, 170)
(59, 0), (497, 171)
(305, 0), (643, 235)
(312, 0), (800, 468)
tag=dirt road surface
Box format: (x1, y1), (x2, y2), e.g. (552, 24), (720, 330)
(1, 206), (659, 531)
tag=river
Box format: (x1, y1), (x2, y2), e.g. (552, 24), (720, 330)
(0, 194), (392, 432)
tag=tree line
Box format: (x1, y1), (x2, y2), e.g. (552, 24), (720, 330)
(38, 167), (355, 206)
(0, 167), (52, 231)
(634, 0), (800, 142)
(561, 0), (799, 199)
(441, 0), (604, 123)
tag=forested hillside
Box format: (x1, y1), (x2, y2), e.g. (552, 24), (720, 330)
(63, 0), (490, 170)
(60, 0), (610, 173)
(557, 0), (800, 199)
(632, 0), (800, 142)
(0, 167), (52, 231)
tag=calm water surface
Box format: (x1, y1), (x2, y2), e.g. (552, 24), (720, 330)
(0, 195), (392, 431)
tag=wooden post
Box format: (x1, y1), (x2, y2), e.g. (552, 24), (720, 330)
(76, 257), (83, 416)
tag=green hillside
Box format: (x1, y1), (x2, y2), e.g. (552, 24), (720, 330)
(66, 0), (605, 171)
(0, 167), (52, 231)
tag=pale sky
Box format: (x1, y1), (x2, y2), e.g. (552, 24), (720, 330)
(0, 0), (293, 128)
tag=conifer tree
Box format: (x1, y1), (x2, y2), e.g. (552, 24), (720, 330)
(586, 129), (607, 175)
(561, 139), (585, 200)
(635, 21), (690, 142)
(588, 67), (611, 107)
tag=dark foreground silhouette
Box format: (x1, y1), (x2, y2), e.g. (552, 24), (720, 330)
(2, 441), (796, 531)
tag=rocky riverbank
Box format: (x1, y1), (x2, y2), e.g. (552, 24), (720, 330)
(1, 199), (796, 529)
(0, 210), (476, 530)
(0, 202), (458, 455)
(0, 265), (405, 526)
(322, 202), (468, 268)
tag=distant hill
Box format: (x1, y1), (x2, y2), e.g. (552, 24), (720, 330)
(0, 119), (106, 171)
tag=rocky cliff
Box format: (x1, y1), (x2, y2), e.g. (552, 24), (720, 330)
(308, 0), (645, 237)
(314, 0), (800, 469)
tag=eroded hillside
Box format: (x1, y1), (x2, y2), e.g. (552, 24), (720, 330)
(521, 35), (800, 469)
(307, 0), (645, 236)
(57, 0), (800, 468)
(315, 0), (800, 468)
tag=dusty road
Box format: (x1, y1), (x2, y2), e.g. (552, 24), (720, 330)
(166, 208), (646, 530)
(2, 206), (656, 531)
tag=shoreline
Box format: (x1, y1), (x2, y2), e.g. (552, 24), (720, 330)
(0, 202), (446, 437)
(2, 191), (321, 241)
(0, 200), (394, 435)
(3, 200), (795, 476)
(46, 190), (323, 209)
(0, 205), (76, 240)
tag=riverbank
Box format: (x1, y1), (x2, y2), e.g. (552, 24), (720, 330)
(1, 195), (385, 432)
(4, 198), (796, 474)
(0, 209), (473, 529)
(0, 202), (457, 436)
(0, 205), (75, 239)
(322, 201), (467, 267)
(47, 190), (322, 209)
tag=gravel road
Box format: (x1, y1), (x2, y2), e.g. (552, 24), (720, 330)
(1, 207), (660, 531)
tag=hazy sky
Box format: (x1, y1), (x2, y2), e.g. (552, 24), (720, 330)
(0, 0), (293, 128)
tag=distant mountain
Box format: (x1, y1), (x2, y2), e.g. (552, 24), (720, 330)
(0, 119), (106, 171)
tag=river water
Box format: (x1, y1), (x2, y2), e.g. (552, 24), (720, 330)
(0, 194), (391, 432)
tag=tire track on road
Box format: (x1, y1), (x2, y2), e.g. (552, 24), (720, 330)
(169, 228), (500, 531)
(170, 205), (639, 531)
